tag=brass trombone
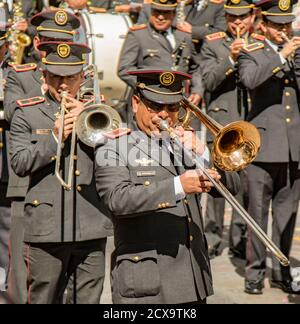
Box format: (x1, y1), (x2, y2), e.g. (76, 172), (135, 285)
(163, 98), (290, 267)
(54, 65), (122, 190)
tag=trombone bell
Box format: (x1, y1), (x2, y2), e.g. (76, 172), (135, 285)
(212, 121), (261, 172)
(76, 104), (122, 148)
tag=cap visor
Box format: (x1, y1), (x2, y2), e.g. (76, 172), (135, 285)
(225, 8), (252, 15)
(265, 15), (295, 24)
(141, 89), (183, 105)
(38, 31), (74, 40)
(45, 64), (83, 76)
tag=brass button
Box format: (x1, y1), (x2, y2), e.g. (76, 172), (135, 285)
(158, 204), (162, 209)
(144, 181), (150, 186)
(73, 155), (78, 161)
(285, 92), (291, 97)
(214, 107), (220, 112)
(166, 202), (170, 207)
(0, 127), (3, 133)
(184, 199), (188, 205)
(133, 256), (140, 262)
(33, 200), (39, 206)
(77, 185), (82, 192)
(247, 98), (251, 103)
(188, 217), (192, 223)
(161, 203), (166, 209)
(75, 170), (81, 176)
(205, 23), (209, 27)
(285, 79), (290, 85)
(0, 142), (3, 149)
(286, 105), (291, 110)
(286, 118), (291, 123)
(190, 235), (193, 242)
(50, 156), (56, 161)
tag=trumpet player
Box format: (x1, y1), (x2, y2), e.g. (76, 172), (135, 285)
(200, 0), (257, 260)
(9, 42), (112, 304)
(94, 69), (240, 304)
(238, 0), (300, 295)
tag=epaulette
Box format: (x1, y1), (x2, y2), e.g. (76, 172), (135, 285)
(10, 63), (37, 73)
(16, 96), (45, 108)
(104, 128), (132, 139)
(210, 0), (224, 4)
(243, 42), (264, 53)
(251, 33), (265, 41)
(205, 32), (226, 41)
(130, 24), (147, 32)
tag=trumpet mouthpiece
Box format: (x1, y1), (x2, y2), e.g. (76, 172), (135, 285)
(159, 120), (169, 131)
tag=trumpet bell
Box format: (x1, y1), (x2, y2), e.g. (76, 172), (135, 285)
(76, 104), (122, 147)
(212, 121), (261, 171)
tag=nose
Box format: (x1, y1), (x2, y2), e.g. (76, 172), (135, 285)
(157, 110), (169, 120)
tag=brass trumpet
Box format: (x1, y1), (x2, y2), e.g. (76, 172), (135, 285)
(166, 98), (290, 267)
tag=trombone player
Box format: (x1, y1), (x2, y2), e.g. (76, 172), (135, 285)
(238, 0), (300, 295)
(9, 42), (112, 304)
(94, 69), (240, 304)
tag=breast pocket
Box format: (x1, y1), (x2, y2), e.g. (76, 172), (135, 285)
(142, 50), (161, 63)
(115, 250), (160, 298)
(24, 191), (55, 236)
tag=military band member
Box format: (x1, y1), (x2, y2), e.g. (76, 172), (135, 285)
(200, 0), (257, 259)
(175, 0), (226, 52)
(238, 0), (300, 295)
(9, 42), (112, 304)
(118, 0), (203, 108)
(4, 9), (80, 122)
(0, 13), (10, 291)
(4, 9), (81, 304)
(95, 69), (240, 304)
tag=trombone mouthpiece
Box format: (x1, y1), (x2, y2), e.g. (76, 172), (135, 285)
(159, 120), (170, 131)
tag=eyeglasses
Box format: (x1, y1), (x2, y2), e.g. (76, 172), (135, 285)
(140, 97), (181, 113)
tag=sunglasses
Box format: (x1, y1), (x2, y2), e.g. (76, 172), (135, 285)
(140, 97), (181, 113)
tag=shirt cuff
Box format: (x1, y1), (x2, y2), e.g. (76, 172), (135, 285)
(174, 176), (186, 201)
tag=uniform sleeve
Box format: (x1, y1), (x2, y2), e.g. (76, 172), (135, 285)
(238, 49), (284, 90)
(293, 47), (300, 90)
(9, 108), (58, 177)
(95, 144), (177, 218)
(118, 31), (141, 88)
(4, 69), (26, 123)
(187, 37), (204, 95)
(200, 40), (235, 92)
(191, 5), (226, 41)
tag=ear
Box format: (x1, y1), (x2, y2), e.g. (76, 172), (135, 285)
(132, 95), (140, 114)
(33, 36), (40, 52)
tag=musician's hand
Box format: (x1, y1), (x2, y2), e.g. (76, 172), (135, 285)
(188, 93), (202, 106)
(180, 169), (221, 194)
(175, 125), (206, 155)
(177, 22), (192, 34)
(280, 37), (300, 59)
(53, 113), (76, 142)
(230, 39), (246, 61)
(65, 97), (85, 117)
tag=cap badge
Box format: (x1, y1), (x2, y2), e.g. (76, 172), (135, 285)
(57, 44), (71, 58)
(55, 10), (68, 26)
(160, 72), (175, 86)
(231, 0), (241, 5)
(279, 0), (290, 11)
